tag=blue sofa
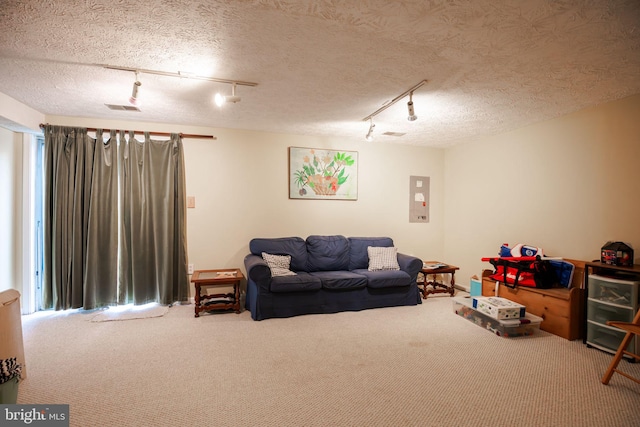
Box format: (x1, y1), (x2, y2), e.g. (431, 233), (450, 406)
(244, 235), (423, 320)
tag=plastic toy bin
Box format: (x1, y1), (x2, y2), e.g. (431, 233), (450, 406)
(452, 296), (542, 338)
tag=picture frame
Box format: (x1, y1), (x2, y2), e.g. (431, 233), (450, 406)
(289, 147), (358, 200)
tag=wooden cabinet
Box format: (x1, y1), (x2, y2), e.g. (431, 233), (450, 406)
(481, 259), (586, 340)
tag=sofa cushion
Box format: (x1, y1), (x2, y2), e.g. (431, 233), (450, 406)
(250, 237), (308, 272)
(348, 237), (394, 270)
(261, 252), (296, 277)
(353, 269), (411, 289)
(270, 272), (322, 293)
(367, 246), (400, 271)
(310, 271), (368, 290)
(306, 235), (350, 271)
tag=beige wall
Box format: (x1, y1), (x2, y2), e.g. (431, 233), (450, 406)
(182, 128), (445, 276)
(0, 92), (43, 133)
(0, 127), (23, 293)
(444, 94), (640, 286)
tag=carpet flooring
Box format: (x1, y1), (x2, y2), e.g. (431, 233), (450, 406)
(17, 293), (640, 426)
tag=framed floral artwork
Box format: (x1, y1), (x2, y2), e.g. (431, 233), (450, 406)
(289, 147), (358, 200)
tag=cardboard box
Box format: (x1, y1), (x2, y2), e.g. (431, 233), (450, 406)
(472, 296), (525, 319)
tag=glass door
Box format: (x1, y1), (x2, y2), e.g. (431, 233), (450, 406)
(33, 135), (44, 310)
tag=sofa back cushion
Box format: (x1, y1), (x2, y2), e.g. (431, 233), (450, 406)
(306, 235), (350, 271)
(348, 237), (394, 270)
(250, 237), (308, 272)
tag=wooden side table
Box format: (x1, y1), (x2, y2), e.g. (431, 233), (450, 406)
(191, 268), (244, 317)
(419, 262), (459, 299)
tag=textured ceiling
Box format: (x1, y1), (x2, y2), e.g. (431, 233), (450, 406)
(0, 0), (639, 147)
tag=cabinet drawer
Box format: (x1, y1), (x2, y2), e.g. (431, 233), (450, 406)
(588, 274), (638, 308)
(587, 300), (635, 324)
(587, 321), (635, 353)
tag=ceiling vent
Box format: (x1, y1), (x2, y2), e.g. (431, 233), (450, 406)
(383, 132), (406, 137)
(105, 104), (141, 112)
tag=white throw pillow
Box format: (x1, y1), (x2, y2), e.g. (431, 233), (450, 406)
(261, 252), (297, 277)
(367, 246), (400, 271)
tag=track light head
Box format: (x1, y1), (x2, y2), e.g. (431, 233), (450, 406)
(227, 83), (241, 103)
(215, 83), (241, 107)
(407, 101), (417, 121)
(407, 92), (417, 121)
(129, 76), (141, 106)
(365, 119), (375, 141)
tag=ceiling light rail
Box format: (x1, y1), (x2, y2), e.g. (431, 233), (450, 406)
(39, 123), (216, 140)
(362, 80), (427, 122)
(102, 65), (258, 87)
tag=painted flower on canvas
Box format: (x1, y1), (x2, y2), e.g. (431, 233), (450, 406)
(293, 149), (355, 197)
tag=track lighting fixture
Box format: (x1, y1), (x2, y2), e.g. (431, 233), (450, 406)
(129, 72), (141, 106)
(407, 92), (417, 121)
(361, 80), (428, 140)
(215, 83), (241, 107)
(102, 65), (258, 108)
(365, 118), (375, 141)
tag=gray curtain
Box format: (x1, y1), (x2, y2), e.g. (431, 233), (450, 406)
(119, 131), (189, 306)
(42, 126), (118, 310)
(42, 126), (188, 310)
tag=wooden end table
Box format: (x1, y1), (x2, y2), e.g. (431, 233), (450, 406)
(191, 268), (244, 317)
(419, 262), (459, 299)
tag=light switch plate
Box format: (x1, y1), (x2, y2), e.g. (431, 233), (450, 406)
(187, 196), (195, 208)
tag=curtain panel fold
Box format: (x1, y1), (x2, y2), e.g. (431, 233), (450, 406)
(119, 131), (189, 306)
(42, 125), (188, 310)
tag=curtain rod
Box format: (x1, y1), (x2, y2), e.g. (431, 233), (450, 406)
(39, 123), (216, 140)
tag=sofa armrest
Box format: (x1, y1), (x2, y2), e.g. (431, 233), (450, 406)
(244, 254), (272, 292)
(397, 253), (423, 282)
